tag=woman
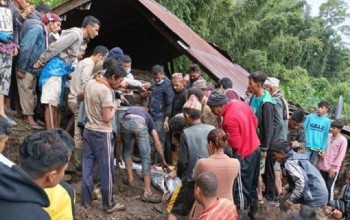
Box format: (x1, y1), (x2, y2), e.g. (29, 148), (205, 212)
(190, 128), (240, 219)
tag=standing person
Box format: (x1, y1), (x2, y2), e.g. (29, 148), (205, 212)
(17, 12), (61, 130)
(207, 89), (261, 219)
(190, 128), (240, 219)
(217, 77), (239, 100)
(184, 63), (203, 88)
(34, 15), (101, 129)
(120, 106), (167, 202)
(287, 110), (305, 152)
(271, 140), (328, 220)
(318, 119), (347, 200)
(248, 71), (276, 203)
(81, 58), (127, 213)
(149, 65), (174, 163)
(167, 95), (214, 220)
(4, 0), (34, 120)
(0, 130), (72, 220)
(194, 172), (238, 220)
(171, 73), (187, 117)
(304, 100), (331, 166)
(68, 45), (108, 169)
(0, 0), (30, 126)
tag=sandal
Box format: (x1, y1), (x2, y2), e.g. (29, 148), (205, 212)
(104, 203), (126, 213)
(141, 192), (162, 203)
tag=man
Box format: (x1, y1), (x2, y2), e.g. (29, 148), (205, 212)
(123, 54), (134, 79)
(304, 100), (331, 166)
(34, 15), (101, 129)
(271, 140), (328, 220)
(318, 119), (347, 200)
(248, 71), (276, 203)
(184, 63), (203, 88)
(68, 45), (108, 169)
(194, 171), (238, 220)
(17, 12), (61, 130)
(167, 95), (214, 220)
(149, 65), (174, 163)
(207, 89), (261, 219)
(218, 77), (239, 100)
(120, 106), (167, 203)
(171, 73), (187, 117)
(82, 58), (127, 213)
(287, 110), (305, 151)
(0, 130), (72, 220)
(263, 76), (289, 198)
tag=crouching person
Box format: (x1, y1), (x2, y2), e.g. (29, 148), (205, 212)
(0, 129), (72, 220)
(271, 140), (328, 220)
(120, 106), (167, 202)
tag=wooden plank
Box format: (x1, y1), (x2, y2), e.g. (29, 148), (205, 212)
(53, 0), (91, 16)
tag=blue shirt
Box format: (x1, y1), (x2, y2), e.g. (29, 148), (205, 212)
(304, 112), (330, 152)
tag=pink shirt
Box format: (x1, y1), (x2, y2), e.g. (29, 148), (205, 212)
(318, 134), (347, 172)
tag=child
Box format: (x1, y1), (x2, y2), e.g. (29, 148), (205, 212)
(318, 119), (348, 200)
(304, 100), (331, 166)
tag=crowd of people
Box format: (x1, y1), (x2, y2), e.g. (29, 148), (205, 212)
(0, 1), (349, 220)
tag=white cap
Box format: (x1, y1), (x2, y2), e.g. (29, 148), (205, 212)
(264, 77), (280, 88)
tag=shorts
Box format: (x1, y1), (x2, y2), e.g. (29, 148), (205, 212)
(167, 181), (195, 217)
(41, 76), (62, 107)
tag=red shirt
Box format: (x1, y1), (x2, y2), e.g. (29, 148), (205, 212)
(199, 198), (237, 220)
(221, 100), (260, 158)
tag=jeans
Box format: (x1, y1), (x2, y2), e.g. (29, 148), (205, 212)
(120, 116), (151, 176)
(304, 148), (319, 166)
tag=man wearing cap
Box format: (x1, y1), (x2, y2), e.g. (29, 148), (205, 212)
(263, 76), (289, 198)
(16, 11), (60, 130)
(167, 95), (214, 220)
(318, 119), (348, 200)
(207, 89), (261, 219)
(270, 140), (328, 219)
(34, 15), (101, 129)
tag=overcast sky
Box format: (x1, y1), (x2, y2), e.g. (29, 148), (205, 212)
(306, 0), (350, 46)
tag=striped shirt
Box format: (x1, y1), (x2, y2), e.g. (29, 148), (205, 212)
(198, 198), (237, 220)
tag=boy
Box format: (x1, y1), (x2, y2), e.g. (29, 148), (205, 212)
(304, 100), (331, 166)
(318, 119), (347, 200)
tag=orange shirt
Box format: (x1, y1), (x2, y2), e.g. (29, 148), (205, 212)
(198, 198), (237, 220)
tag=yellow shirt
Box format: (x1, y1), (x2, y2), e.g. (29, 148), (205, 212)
(44, 184), (74, 220)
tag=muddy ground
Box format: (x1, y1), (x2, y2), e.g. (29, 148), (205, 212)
(4, 117), (330, 220)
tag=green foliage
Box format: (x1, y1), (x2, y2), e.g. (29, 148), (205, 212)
(156, 0), (350, 119)
(30, 0), (66, 8)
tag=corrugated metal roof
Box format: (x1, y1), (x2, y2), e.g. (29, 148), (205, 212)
(137, 0), (249, 97)
(54, 0), (249, 97)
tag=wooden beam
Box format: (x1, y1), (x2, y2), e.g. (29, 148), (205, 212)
(53, 0), (91, 16)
